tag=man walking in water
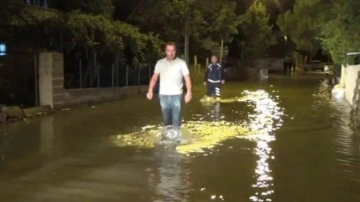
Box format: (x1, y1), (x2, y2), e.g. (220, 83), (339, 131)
(203, 55), (225, 101)
(146, 42), (192, 140)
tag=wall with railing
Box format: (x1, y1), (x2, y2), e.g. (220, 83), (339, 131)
(23, 0), (53, 8)
(63, 59), (153, 89)
(342, 65), (360, 105)
(37, 52), (151, 108)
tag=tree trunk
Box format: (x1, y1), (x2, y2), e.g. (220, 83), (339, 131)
(220, 38), (224, 64)
(184, 33), (189, 64)
(114, 52), (120, 87)
(137, 64), (141, 93)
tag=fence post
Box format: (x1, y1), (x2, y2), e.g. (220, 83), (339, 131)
(137, 64), (141, 93)
(115, 62), (119, 86)
(34, 54), (39, 106)
(194, 55), (198, 73)
(111, 63), (115, 87)
(97, 63), (100, 88)
(138, 65), (141, 85)
(79, 59), (82, 88)
(220, 38), (224, 64)
(125, 65), (129, 86)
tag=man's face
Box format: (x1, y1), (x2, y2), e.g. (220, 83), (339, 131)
(165, 45), (176, 60)
(211, 56), (218, 64)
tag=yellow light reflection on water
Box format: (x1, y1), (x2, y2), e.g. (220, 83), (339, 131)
(109, 120), (251, 154)
(109, 90), (283, 157)
(109, 89), (284, 201)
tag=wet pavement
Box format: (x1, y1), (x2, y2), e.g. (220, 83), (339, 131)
(0, 73), (360, 202)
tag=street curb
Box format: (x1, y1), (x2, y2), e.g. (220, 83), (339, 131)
(0, 105), (53, 124)
(0, 89), (147, 125)
(23, 105), (52, 117)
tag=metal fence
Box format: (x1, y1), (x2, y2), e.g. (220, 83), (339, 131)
(24, 0), (53, 8)
(64, 59), (154, 89)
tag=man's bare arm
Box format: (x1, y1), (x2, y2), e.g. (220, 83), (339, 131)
(184, 75), (192, 103)
(148, 73), (159, 93)
(146, 73), (159, 100)
(184, 75), (192, 94)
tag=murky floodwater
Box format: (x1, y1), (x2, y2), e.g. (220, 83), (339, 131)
(0, 73), (360, 202)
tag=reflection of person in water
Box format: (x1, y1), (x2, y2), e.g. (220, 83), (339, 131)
(213, 102), (221, 122)
(201, 102), (222, 122)
(148, 146), (191, 201)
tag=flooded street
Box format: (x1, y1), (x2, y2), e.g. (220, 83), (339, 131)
(0, 74), (360, 202)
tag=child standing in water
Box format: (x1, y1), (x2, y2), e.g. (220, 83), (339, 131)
(203, 55), (225, 101)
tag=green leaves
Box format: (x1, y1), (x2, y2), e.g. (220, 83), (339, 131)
(276, 0), (334, 55)
(62, 11), (162, 62)
(240, 0), (274, 60)
(65, 11), (113, 48)
(276, 0), (360, 64)
(54, 0), (115, 19)
(320, 0), (360, 63)
(197, 0), (241, 46)
(130, 0), (241, 51)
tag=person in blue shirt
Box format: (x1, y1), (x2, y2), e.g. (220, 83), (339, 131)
(203, 55), (225, 100)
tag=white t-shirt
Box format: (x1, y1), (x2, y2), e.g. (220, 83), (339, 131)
(154, 57), (189, 95)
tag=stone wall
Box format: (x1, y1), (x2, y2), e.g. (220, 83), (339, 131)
(1, 52), (149, 124)
(340, 64), (360, 105)
(38, 52), (64, 108)
(339, 64), (360, 131)
(350, 71), (360, 130)
(38, 52), (148, 108)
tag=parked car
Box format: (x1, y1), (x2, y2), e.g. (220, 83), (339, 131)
(304, 60), (325, 71)
(304, 48), (333, 72)
(254, 57), (284, 73)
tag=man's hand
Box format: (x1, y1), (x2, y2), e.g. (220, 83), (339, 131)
(184, 75), (192, 103)
(221, 80), (225, 84)
(147, 73), (159, 101)
(146, 92), (153, 100)
(203, 81), (207, 86)
(184, 92), (192, 103)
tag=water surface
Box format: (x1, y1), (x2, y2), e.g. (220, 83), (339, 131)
(0, 73), (359, 202)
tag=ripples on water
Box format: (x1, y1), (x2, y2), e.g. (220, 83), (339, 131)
(315, 81), (360, 180)
(110, 89), (285, 201)
(311, 81), (360, 200)
(2, 78), (360, 202)
(330, 90), (360, 195)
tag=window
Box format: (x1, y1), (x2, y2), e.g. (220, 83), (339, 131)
(0, 43), (6, 56)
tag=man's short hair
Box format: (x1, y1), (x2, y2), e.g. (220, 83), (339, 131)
(165, 42), (177, 50)
(211, 54), (218, 59)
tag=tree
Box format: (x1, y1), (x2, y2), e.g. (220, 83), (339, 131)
(129, 0), (241, 63)
(113, 0), (142, 21)
(61, 11), (162, 86)
(320, 0), (360, 64)
(240, 0), (275, 61)
(29, 7), (162, 87)
(54, 0), (115, 19)
(0, 0), (13, 38)
(0, 0), (11, 22)
(196, 0), (240, 50)
(277, 0), (331, 54)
